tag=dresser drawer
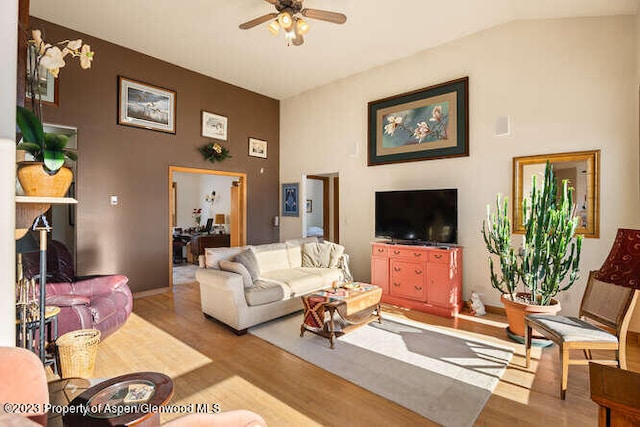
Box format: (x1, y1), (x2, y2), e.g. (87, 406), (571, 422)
(388, 247), (427, 260)
(372, 244), (388, 257)
(390, 280), (427, 301)
(429, 250), (450, 264)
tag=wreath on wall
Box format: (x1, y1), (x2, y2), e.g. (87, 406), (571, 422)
(199, 142), (231, 163)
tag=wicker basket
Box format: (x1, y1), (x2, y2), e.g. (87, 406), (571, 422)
(56, 329), (101, 378)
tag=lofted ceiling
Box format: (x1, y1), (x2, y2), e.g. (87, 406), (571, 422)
(30, 0), (639, 100)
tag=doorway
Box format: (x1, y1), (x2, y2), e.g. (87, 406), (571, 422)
(305, 173), (339, 243)
(168, 166), (247, 287)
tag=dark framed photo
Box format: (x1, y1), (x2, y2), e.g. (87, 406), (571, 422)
(26, 47), (58, 105)
(282, 183), (299, 217)
(306, 199), (312, 213)
(202, 111), (228, 140)
(248, 137), (267, 158)
(118, 76), (176, 134)
(368, 77), (469, 166)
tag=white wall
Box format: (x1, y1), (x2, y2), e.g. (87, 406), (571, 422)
(0, 0), (18, 346)
(280, 16), (640, 317)
(173, 172), (235, 229)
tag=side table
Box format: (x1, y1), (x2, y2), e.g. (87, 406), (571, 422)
(63, 372), (174, 427)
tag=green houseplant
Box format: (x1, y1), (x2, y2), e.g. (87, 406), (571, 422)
(16, 29), (94, 196)
(17, 106), (77, 172)
(482, 161), (583, 337)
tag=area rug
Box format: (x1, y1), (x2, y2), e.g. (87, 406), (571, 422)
(250, 313), (513, 427)
(173, 264), (198, 285)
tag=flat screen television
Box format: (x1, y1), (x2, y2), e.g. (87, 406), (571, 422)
(375, 189), (458, 244)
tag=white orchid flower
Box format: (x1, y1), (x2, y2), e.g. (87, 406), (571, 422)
(80, 44), (94, 69)
(39, 46), (66, 78)
(66, 39), (83, 50)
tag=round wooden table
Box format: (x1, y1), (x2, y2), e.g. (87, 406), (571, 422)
(63, 372), (174, 427)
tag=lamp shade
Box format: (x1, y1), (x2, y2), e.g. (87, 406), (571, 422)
(594, 228), (640, 289)
(214, 214), (226, 225)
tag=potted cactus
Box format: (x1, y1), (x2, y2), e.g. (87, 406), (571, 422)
(482, 161), (583, 338)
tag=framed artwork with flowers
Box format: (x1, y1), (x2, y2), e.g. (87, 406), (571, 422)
(367, 77), (469, 166)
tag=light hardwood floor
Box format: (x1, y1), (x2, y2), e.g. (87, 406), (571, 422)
(93, 282), (640, 426)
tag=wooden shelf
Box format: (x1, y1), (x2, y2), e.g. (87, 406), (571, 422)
(16, 196), (78, 239)
(16, 196), (78, 205)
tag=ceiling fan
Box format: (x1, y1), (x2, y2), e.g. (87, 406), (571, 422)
(239, 0), (347, 46)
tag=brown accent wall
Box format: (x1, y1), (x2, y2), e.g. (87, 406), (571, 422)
(31, 17), (280, 293)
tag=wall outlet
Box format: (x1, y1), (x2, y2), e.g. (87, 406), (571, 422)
(110, 195), (118, 206)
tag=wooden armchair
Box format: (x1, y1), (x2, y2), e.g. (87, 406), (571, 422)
(525, 271), (638, 399)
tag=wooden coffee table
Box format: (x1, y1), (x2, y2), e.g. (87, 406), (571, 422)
(300, 283), (382, 349)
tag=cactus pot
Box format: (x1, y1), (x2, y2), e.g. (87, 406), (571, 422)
(501, 293), (561, 338)
(17, 162), (73, 197)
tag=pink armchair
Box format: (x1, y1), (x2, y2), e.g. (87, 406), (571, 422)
(0, 347), (48, 426)
(22, 240), (133, 340)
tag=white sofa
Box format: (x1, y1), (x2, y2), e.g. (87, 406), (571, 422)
(196, 238), (348, 334)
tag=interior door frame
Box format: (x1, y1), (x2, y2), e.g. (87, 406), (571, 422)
(168, 166), (247, 287)
(307, 175), (330, 240)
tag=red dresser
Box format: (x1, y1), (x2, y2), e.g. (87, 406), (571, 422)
(371, 242), (463, 317)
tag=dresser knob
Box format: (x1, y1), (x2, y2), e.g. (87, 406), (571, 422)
(377, 248), (384, 253)
(415, 269), (422, 275)
(434, 254), (443, 259)
(393, 250), (400, 255)
(413, 252), (422, 257)
(393, 282), (401, 287)
(415, 286), (423, 291)
(393, 267), (401, 272)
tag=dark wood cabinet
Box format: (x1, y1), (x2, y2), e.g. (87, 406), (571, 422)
(191, 234), (231, 257)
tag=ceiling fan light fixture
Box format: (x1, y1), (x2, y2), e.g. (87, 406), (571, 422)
(278, 11), (293, 31)
(296, 18), (310, 36)
(284, 29), (296, 46)
(268, 20), (280, 35)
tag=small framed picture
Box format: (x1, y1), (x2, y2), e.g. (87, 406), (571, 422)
(26, 47), (58, 105)
(118, 76), (176, 134)
(282, 183), (299, 217)
(202, 111), (228, 140)
(248, 137), (267, 158)
(306, 199), (312, 213)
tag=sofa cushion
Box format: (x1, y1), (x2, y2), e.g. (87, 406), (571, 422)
(219, 260), (253, 289)
(252, 243), (290, 273)
(234, 250), (260, 282)
(302, 242), (345, 268)
(244, 280), (285, 306)
(261, 269), (322, 297)
(285, 237), (319, 268)
(205, 247), (246, 269)
(295, 267), (344, 287)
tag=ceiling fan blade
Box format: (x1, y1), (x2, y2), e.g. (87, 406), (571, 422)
(239, 13), (278, 30)
(264, 0), (278, 4)
(301, 8), (347, 24)
(292, 34), (304, 46)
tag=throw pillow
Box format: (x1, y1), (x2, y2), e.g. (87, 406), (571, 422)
(327, 242), (345, 268)
(234, 249), (260, 282)
(302, 242), (332, 268)
(302, 241), (346, 268)
(219, 260), (253, 289)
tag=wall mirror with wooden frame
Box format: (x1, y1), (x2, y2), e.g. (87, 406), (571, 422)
(512, 150), (600, 238)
